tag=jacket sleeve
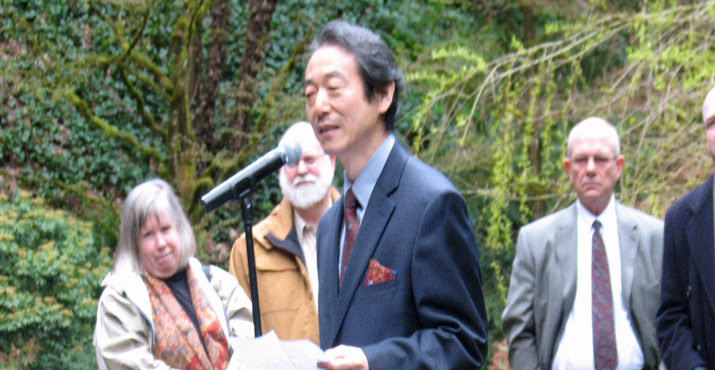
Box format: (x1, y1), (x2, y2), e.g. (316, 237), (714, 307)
(502, 227), (543, 370)
(361, 190), (488, 368)
(208, 265), (254, 339)
(93, 287), (175, 370)
(656, 204), (706, 370)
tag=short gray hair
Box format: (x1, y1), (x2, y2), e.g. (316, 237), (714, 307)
(566, 117), (620, 156)
(704, 85), (715, 123)
(279, 121), (318, 149)
(113, 178), (195, 275)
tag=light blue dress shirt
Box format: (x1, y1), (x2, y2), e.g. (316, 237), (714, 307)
(338, 134), (395, 276)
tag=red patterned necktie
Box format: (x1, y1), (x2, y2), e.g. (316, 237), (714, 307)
(592, 220), (618, 369)
(339, 188), (359, 285)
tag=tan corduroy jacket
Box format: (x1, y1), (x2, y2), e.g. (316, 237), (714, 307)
(229, 188), (339, 345)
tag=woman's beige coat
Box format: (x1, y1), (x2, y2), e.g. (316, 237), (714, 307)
(94, 257), (253, 370)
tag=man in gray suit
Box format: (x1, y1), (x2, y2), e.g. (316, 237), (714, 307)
(502, 117), (663, 369)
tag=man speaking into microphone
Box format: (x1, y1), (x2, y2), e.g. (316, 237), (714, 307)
(305, 21), (488, 369)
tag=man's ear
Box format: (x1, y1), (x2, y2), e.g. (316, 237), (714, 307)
(615, 154), (625, 176)
(376, 81), (395, 115)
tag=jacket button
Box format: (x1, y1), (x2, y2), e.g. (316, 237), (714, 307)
(696, 344), (702, 352)
(686, 285), (692, 297)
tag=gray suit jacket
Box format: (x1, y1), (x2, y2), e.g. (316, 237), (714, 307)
(502, 201), (663, 370)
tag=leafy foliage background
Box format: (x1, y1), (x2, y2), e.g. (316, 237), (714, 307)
(1, 0), (714, 367)
(0, 190), (111, 368)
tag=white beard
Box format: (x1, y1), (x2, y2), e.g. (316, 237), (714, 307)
(280, 162), (333, 209)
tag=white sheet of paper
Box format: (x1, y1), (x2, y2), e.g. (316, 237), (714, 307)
(227, 331), (325, 370)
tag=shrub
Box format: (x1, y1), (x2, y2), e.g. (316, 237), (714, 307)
(0, 190), (112, 369)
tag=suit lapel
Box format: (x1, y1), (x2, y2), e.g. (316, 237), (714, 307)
(616, 203), (638, 309)
(330, 143), (406, 343)
(319, 200), (344, 346)
(554, 204), (578, 341)
(686, 174), (715, 314)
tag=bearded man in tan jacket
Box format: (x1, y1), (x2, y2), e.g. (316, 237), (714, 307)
(229, 121), (338, 344)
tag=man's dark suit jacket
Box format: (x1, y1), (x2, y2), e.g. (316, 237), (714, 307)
(316, 141), (488, 369)
(657, 174), (715, 369)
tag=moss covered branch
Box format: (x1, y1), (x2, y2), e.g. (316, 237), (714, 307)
(67, 90), (162, 163)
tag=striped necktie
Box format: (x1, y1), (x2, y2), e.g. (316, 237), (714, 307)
(592, 220), (618, 369)
(339, 188), (359, 285)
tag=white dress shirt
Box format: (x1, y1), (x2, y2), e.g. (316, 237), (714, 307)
(552, 196), (644, 370)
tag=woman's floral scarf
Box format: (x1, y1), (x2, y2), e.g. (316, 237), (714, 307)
(144, 264), (229, 370)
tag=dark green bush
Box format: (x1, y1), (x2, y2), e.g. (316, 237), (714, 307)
(0, 190), (112, 369)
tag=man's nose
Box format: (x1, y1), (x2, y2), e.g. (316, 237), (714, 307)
(297, 158), (309, 173)
(586, 157), (597, 172)
(314, 88), (330, 113)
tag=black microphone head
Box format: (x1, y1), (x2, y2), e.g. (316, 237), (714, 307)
(280, 141), (302, 164)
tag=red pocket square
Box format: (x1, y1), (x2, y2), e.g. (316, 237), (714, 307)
(364, 259), (397, 286)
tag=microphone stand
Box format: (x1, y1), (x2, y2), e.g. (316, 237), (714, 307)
(237, 188), (262, 337)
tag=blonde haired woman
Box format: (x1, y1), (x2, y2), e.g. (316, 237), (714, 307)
(94, 179), (253, 370)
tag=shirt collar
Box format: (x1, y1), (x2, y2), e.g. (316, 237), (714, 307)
(293, 209), (311, 241)
(292, 196), (332, 238)
(343, 134), (395, 209)
(576, 195), (617, 230)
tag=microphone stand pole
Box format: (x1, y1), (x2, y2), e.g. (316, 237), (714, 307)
(237, 188), (262, 337)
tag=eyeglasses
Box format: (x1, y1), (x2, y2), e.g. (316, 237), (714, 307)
(284, 154), (327, 169)
(570, 154), (616, 168)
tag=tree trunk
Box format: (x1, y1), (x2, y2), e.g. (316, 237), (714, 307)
(168, 8), (197, 205)
(195, 0), (230, 152)
(521, 1), (535, 47)
(229, 0), (278, 152)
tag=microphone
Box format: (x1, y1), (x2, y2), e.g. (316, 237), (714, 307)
(201, 143), (302, 212)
